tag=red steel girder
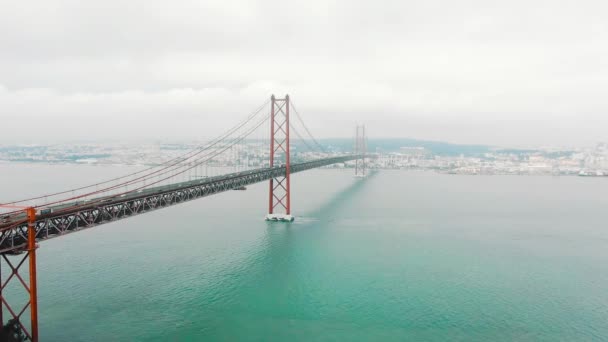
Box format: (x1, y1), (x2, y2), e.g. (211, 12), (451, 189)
(0, 207), (39, 342)
(268, 94), (292, 216)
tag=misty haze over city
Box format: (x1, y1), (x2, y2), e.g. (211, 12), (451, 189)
(1, 0), (607, 147)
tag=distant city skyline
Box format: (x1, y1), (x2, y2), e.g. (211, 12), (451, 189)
(1, 1), (607, 147)
(0, 135), (606, 152)
(3, 139), (608, 178)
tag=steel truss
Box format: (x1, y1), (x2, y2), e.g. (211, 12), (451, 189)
(0, 207), (38, 341)
(0, 156), (361, 254)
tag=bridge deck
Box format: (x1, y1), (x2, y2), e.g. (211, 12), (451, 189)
(0, 155), (361, 253)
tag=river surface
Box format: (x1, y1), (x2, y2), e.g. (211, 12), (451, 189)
(1, 163), (608, 341)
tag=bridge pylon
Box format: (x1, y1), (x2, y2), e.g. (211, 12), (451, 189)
(266, 95), (294, 222)
(0, 207), (39, 342)
(354, 124), (367, 177)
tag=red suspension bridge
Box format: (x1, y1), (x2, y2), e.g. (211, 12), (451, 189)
(0, 95), (368, 341)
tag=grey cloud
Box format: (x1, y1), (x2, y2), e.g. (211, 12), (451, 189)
(0, 0), (607, 146)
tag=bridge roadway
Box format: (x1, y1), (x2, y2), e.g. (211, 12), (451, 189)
(0, 155), (362, 254)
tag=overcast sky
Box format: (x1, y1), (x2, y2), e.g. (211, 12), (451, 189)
(0, 0), (606, 147)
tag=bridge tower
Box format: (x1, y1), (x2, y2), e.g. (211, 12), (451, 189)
(355, 124), (367, 177)
(266, 95), (294, 222)
(0, 207), (39, 342)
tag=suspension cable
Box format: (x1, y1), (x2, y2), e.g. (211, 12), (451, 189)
(290, 123), (317, 153)
(47, 114), (271, 215)
(32, 111), (270, 210)
(289, 100), (327, 153)
(2, 99), (270, 207)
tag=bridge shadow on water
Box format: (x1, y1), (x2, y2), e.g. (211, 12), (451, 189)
(293, 170), (379, 225)
(178, 171), (379, 339)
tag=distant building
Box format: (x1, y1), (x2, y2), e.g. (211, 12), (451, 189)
(399, 147), (430, 157)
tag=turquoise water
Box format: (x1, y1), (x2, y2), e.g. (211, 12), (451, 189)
(1, 164), (608, 341)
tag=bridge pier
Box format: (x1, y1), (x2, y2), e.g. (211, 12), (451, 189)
(266, 94), (294, 222)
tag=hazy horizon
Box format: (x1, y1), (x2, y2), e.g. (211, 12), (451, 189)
(0, 136), (603, 151)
